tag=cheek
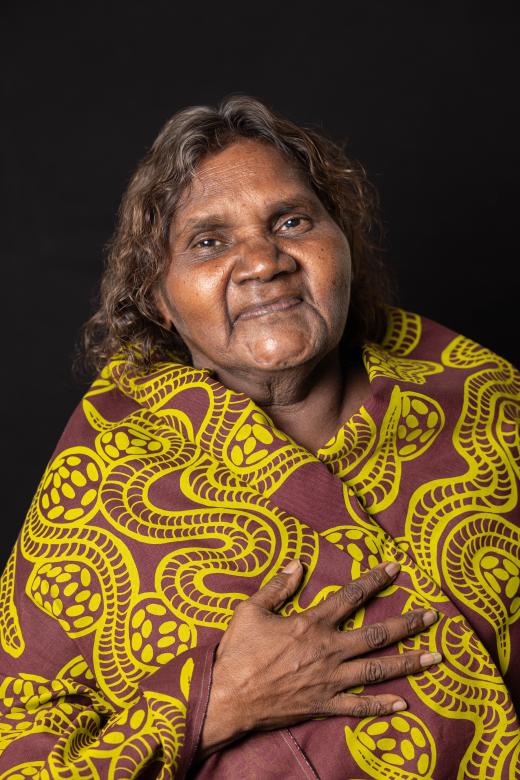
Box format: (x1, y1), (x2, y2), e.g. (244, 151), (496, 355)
(166, 266), (227, 334)
(309, 240), (352, 316)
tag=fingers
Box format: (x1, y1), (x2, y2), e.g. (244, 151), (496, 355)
(339, 608), (439, 659)
(310, 562), (400, 624)
(336, 650), (442, 691)
(247, 559), (303, 612)
(329, 693), (408, 718)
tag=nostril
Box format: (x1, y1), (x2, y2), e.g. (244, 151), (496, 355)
(233, 252), (296, 282)
(232, 247), (297, 285)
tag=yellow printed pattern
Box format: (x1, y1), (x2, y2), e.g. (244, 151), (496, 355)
(317, 311), (520, 779)
(0, 307), (519, 777)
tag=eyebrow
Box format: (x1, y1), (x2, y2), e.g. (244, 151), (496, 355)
(176, 196), (320, 240)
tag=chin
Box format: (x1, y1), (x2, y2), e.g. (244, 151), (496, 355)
(244, 338), (320, 370)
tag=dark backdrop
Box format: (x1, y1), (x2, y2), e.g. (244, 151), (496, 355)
(2, 1), (519, 570)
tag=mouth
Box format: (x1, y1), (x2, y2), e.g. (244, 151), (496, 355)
(235, 296), (303, 322)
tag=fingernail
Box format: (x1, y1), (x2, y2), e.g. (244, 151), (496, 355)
(282, 559), (301, 574)
(384, 562), (400, 577)
(420, 652), (442, 667)
(392, 699), (407, 711)
(423, 610), (438, 627)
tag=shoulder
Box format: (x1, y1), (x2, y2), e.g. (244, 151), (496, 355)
(49, 374), (142, 462)
(383, 307), (517, 374)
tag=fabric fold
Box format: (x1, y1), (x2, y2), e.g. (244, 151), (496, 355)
(1, 307), (519, 778)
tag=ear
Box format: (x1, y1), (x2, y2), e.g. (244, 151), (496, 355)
(154, 282), (173, 329)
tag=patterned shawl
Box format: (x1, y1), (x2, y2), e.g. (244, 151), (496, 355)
(0, 307), (519, 779)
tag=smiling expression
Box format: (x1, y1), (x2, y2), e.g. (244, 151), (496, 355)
(158, 138), (353, 382)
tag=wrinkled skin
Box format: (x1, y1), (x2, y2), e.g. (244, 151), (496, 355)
(156, 140), (442, 761)
(158, 138), (369, 452)
(199, 562), (440, 758)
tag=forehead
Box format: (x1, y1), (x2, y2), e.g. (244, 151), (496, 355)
(173, 139), (315, 223)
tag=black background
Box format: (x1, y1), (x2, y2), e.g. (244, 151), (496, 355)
(2, 1), (519, 569)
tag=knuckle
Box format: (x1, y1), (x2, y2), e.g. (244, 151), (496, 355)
(292, 612), (310, 635)
(351, 697), (385, 718)
(309, 643), (326, 665)
(350, 697), (372, 718)
(366, 567), (387, 589)
(362, 660), (385, 684)
(364, 623), (390, 648)
(342, 582), (365, 607)
(233, 600), (248, 615)
(309, 698), (325, 716)
(372, 699), (388, 715)
(265, 579), (290, 602)
(268, 576), (287, 594)
(370, 698), (386, 716)
(351, 699), (370, 718)
(402, 653), (419, 675)
(405, 610), (423, 633)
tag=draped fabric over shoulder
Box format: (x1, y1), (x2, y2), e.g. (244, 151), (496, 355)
(1, 307), (519, 779)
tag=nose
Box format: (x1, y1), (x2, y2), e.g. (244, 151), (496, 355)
(231, 235), (297, 284)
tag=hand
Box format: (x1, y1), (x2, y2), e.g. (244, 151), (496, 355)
(198, 561), (440, 759)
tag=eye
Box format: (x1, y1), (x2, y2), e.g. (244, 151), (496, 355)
(278, 215), (310, 232)
(193, 237), (222, 250)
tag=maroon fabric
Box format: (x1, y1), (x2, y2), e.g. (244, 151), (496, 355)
(1, 308), (519, 778)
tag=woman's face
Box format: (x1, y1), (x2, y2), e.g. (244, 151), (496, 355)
(159, 138), (352, 380)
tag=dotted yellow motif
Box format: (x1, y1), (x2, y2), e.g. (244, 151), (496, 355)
(317, 387), (443, 511)
(396, 393), (443, 459)
(480, 553), (520, 614)
(322, 525), (383, 580)
(27, 561), (102, 635)
(38, 448), (103, 523)
(345, 712), (437, 777)
(405, 334), (520, 676)
(1, 306), (519, 777)
(128, 596), (196, 669)
(329, 310), (520, 779)
(230, 411), (275, 465)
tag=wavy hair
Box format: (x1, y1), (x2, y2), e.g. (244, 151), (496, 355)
(81, 94), (393, 373)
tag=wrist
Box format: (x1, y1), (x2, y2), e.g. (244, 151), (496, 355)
(197, 665), (250, 761)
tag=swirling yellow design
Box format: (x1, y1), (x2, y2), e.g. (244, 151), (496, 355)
(341, 388), (443, 514)
(318, 407), (377, 478)
(6, 365), (319, 718)
(381, 308), (422, 356)
(363, 343), (443, 385)
(0, 763), (44, 779)
(12, 446), (148, 707)
(399, 615), (520, 780)
(0, 546), (23, 658)
(320, 316), (520, 777)
(405, 337), (520, 673)
(443, 514), (520, 670)
(0, 654), (190, 778)
(2, 307), (518, 777)
(83, 394), (319, 631)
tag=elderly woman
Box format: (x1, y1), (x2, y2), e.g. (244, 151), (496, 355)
(0, 96), (519, 779)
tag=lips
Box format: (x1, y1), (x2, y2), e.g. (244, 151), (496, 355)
(235, 296), (303, 322)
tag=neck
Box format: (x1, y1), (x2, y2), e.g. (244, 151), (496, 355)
(202, 348), (369, 453)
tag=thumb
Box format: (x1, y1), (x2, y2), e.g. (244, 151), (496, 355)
(249, 559), (303, 613)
